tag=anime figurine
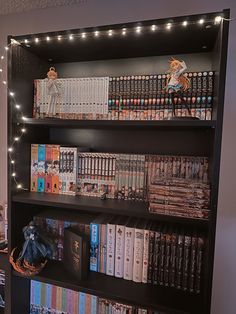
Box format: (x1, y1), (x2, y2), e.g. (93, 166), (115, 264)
(10, 221), (53, 276)
(166, 58), (196, 119)
(46, 67), (60, 118)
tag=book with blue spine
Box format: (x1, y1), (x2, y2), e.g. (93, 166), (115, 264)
(79, 292), (86, 314)
(37, 144), (46, 192)
(91, 295), (98, 314)
(45, 283), (52, 309)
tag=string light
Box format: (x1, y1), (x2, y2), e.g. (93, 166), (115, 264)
(12, 173), (16, 177)
(199, 19), (205, 25)
(17, 184), (22, 189)
(166, 23), (172, 30)
(22, 116), (27, 121)
(14, 137), (19, 142)
(57, 35), (62, 41)
(94, 31), (99, 37)
(81, 33), (86, 39)
(8, 148), (13, 152)
(215, 16), (222, 24)
(4, 47), (9, 51)
(2, 81), (7, 85)
(108, 30), (113, 37)
(15, 104), (21, 109)
(21, 128), (26, 133)
(0, 69), (3, 72)
(151, 25), (157, 31)
(182, 21), (188, 26)
(69, 34), (74, 40)
(9, 91), (15, 97)
(24, 39), (28, 43)
(1, 56), (4, 60)
(136, 26), (142, 33)
(35, 38), (39, 43)
(122, 28), (127, 35)
(46, 36), (50, 41)
(11, 160), (15, 164)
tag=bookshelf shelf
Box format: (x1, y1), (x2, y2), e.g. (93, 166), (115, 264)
(13, 192), (209, 227)
(13, 261), (202, 314)
(19, 118), (216, 129)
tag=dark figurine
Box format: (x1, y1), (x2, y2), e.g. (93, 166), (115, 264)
(10, 221), (53, 276)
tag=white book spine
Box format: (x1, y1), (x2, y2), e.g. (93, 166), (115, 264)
(106, 222), (116, 276)
(142, 229), (149, 283)
(133, 228), (144, 282)
(123, 226), (134, 280)
(115, 224), (125, 278)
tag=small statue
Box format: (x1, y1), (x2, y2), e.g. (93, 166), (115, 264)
(46, 67), (60, 118)
(166, 58), (194, 119)
(10, 221), (53, 276)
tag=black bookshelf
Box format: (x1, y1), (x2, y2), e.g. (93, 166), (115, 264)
(8, 9), (230, 314)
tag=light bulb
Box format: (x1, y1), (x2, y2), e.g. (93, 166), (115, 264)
(136, 26), (142, 33)
(0, 69), (2, 72)
(9, 92), (15, 97)
(151, 25), (157, 31)
(24, 39), (28, 43)
(1, 56), (4, 60)
(15, 104), (20, 109)
(21, 128), (26, 133)
(14, 137), (19, 141)
(166, 23), (172, 30)
(46, 36), (50, 41)
(183, 21), (188, 26)
(8, 147), (13, 152)
(81, 33), (86, 39)
(5, 46), (9, 51)
(122, 28), (127, 36)
(215, 16), (222, 24)
(199, 19), (205, 25)
(35, 38), (39, 43)
(57, 36), (62, 41)
(17, 184), (22, 189)
(11, 160), (15, 164)
(22, 116), (27, 121)
(2, 81), (7, 85)
(12, 173), (16, 177)
(94, 31), (99, 37)
(69, 34), (74, 40)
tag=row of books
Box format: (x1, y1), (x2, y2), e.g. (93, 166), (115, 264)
(33, 212), (205, 293)
(33, 77), (109, 120)
(0, 269), (5, 308)
(90, 214), (204, 293)
(33, 213), (92, 261)
(33, 71), (214, 121)
(31, 146), (210, 219)
(30, 281), (165, 314)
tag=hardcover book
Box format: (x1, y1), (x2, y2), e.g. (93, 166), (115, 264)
(63, 227), (89, 280)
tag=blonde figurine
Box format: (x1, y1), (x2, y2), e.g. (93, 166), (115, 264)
(166, 58), (194, 118)
(46, 67), (60, 117)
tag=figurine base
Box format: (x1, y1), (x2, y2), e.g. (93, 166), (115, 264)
(168, 116), (200, 121)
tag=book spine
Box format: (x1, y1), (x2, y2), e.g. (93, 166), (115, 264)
(142, 228), (149, 283)
(133, 227), (144, 282)
(195, 237), (204, 294)
(115, 224), (125, 278)
(123, 225), (135, 280)
(31, 144), (38, 192)
(79, 292), (86, 314)
(90, 222), (100, 272)
(100, 223), (107, 274)
(91, 295), (98, 314)
(37, 144), (46, 192)
(147, 230), (155, 284)
(106, 222), (116, 276)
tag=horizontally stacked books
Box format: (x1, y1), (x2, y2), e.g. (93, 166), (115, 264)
(30, 281), (162, 314)
(33, 71), (214, 121)
(146, 156), (210, 219)
(31, 145), (211, 220)
(34, 213), (205, 294)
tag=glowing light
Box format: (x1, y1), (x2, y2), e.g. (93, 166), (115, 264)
(215, 16), (222, 24)
(46, 36), (50, 41)
(21, 128), (26, 133)
(69, 34), (74, 40)
(136, 26), (142, 33)
(183, 21), (188, 26)
(35, 38), (39, 43)
(151, 25), (157, 31)
(166, 23), (172, 30)
(8, 147), (13, 152)
(199, 19), (205, 25)
(17, 184), (22, 189)
(94, 31), (99, 37)
(12, 173), (16, 177)
(108, 30), (113, 36)
(122, 28), (127, 35)
(81, 33), (86, 39)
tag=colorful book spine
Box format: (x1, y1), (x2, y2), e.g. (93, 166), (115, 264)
(90, 221), (100, 272)
(31, 144), (38, 192)
(37, 144), (46, 192)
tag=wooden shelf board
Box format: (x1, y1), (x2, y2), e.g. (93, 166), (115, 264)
(12, 192), (209, 227)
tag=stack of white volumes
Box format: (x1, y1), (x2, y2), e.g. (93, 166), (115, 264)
(33, 77), (109, 119)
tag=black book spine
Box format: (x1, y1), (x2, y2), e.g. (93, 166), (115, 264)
(195, 236), (204, 294)
(170, 232), (177, 288)
(158, 231), (165, 286)
(147, 230), (155, 284)
(189, 235), (197, 292)
(153, 230), (161, 285)
(176, 233), (184, 289)
(182, 235), (192, 291)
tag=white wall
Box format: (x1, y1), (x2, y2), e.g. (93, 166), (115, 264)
(0, 1), (235, 313)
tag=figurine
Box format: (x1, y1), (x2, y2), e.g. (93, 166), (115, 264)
(166, 58), (194, 119)
(10, 221), (53, 276)
(46, 67), (60, 118)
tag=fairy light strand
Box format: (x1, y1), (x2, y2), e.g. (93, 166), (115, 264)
(0, 41), (27, 190)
